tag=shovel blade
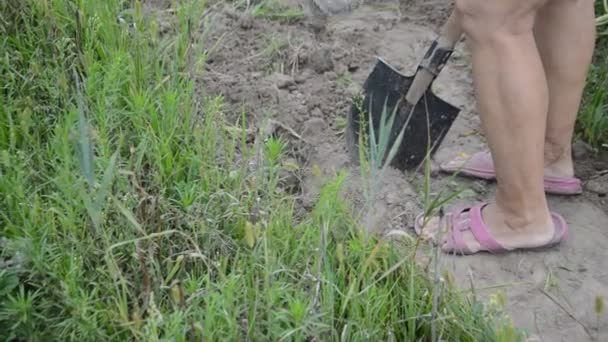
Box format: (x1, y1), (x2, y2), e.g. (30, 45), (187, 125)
(347, 57), (460, 171)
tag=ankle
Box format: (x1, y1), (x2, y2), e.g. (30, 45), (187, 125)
(494, 194), (551, 231)
(545, 159), (574, 178)
(544, 141), (574, 177)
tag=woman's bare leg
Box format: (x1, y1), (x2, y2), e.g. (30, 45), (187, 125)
(535, 0), (596, 177)
(440, 0), (595, 191)
(441, 0), (554, 252)
(417, 0), (596, 253)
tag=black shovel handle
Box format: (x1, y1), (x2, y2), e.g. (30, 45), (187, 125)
(404, 9), (464, 105)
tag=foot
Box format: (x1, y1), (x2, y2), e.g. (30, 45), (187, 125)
(439, 150), (582, 195)
(414, 202), (567, 255)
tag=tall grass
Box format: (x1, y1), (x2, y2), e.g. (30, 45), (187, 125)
(1, 0), (520, 340)
(578, 0), (608, 150)
(596, 0), (608, 35)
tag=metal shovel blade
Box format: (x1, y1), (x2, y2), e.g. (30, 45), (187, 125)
(346, 57), (460, 171)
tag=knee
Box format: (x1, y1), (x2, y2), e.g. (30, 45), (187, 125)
(454, 0), (539, 44)
(453, 0), (498, 44)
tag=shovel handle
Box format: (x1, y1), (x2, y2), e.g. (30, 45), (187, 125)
(404, 9), (463, 105)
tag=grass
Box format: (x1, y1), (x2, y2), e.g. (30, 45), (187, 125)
(597, 0), (608, 36)
(261, 33), (290, 72)
(578, 0), (608, 150)
(0, 0), (523, 341)
(250, 0), (305, 23)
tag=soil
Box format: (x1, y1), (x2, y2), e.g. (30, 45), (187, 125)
(149, 0), (608, 340)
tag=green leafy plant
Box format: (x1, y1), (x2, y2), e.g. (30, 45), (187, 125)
(354, 93), (464, 234)
(578, 66), (608, 149)
(251, 0), (305, 23)
(578, 3), (608, 150)
(596, 0), (608, 35)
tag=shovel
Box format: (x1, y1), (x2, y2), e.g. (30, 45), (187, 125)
(346, 10), (464, 171)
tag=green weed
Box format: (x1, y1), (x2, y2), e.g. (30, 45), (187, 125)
(579, 63), (608, 149)
(260, 33), (289, 71)
(353, 92), (464, 233)
(251, 0), (305, 23)
(578, 14), (608, 150)
(596, 0), (608, 35)
(337, 71), (353, 87)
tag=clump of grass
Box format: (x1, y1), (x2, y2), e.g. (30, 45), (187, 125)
(596, 295), (605, 338)
(258, 33), (290, 72)
(578, 8), (608, 150)
(352, 92), (464, 233)
(251, 0), (305, 23)
(596, 0), (608, 35)
(579, 61), (608, 150)
(337, 71), (353, 87)
(577, 1), (608, 150)
(1, 0), (520, 340)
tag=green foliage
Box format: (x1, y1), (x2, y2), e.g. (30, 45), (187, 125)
(578, 57), (608, 149)
(578, 4), (608, 150)
(251, 0), (305, 23)
(596, 0), (608, 35)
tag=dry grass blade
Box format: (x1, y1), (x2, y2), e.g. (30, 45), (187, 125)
(539, 288), (594, 339)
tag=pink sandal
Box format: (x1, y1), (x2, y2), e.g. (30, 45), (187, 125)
(414, 203), (569, 255)
(439, 151), (583, 195)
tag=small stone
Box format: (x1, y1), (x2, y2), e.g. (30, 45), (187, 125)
(471, 181), (488, 194)
(572, 139), (592, 160)
(295, 104), (308, 117)
(334, 50), (347, 60)
(239, 15), (254, 29)
(310, 47), (334, 74)
(429, 160), (441, 178)
(325, 71), (337, 80)
(223, 8), (240, 20)
(295, 70), (312, 84)
(311, 107), (323, 117)
(307, 15), (328, 36)
(302, 117), (328, 136)
(585, 174), (608, 196)
(599, 151), (608, 164)
(279, 158), (301, 193)
(270, 73), (295, 89)
(385, 192), (401, 205)
(158, 20), (172, 35)
(347, 83), (362, 96)
(335, 63), (348, 75)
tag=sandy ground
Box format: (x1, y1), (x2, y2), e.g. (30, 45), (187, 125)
(148, 0), (608, 339)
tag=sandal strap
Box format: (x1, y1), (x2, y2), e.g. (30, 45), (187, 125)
(444, 207), (474, 254)
(468, 204), (509, 253)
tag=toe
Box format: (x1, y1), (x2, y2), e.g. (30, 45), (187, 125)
(442, 155), (468, 168)
(441, 230), (481, 254)
(439, 210), (482, 254)
(416, 216), (443, 240)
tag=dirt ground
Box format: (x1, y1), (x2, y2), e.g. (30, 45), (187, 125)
(149, 0), (608, 339)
